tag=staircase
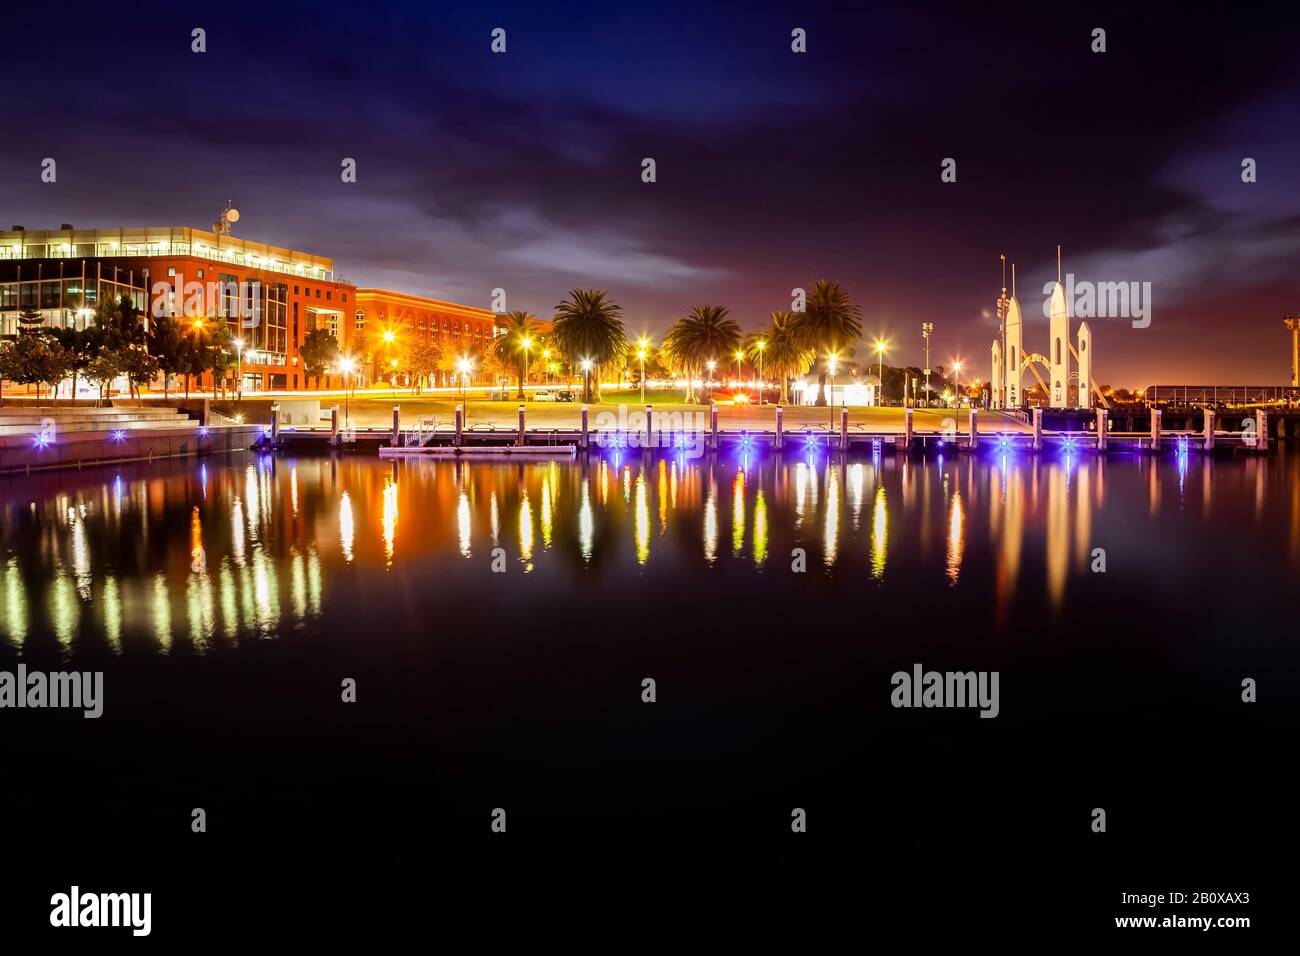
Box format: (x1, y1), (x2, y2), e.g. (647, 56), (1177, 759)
(0, 405), (196, 437)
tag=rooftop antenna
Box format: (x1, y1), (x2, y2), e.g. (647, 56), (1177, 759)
(1000, 254), (1006, 296)
(212, 201), (240, 236)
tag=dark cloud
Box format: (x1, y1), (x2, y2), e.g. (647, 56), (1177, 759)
(4, 0), (1300, 384)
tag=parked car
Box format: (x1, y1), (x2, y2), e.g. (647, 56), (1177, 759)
(556, 390), (576, 402)
(533, 389), (555, 401)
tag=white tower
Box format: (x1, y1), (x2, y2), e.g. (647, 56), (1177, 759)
(1076, 321), (1092, 409)
(1005, 277), (1023, 407)
(990, 340), (1003, 409)
(1048, 247), (1069, 408)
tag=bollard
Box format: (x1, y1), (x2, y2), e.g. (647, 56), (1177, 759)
(839, 406), (849, 450)
(454, 404), (464, 447)
(330, 405), (339, 443)
(1096, 407), (1108, 451)
(580, 404), (589, 450)
(392, 406), (400, 447)
(1032, 407), (1043, 451)
(1203, 408), (1215, 451)
(711, 404), (719, 450)
(774, 406), (783, 450)
(904, 406), (913, 449)
(645, 404), (653, 448)
(201, 397), (211, 427)
(517, 404), (526, 446)
(1150, 408), (1161, 451)
(967, 408), (978, 449)
(271, 402), (281, 444)
(1256, 409), (1268, 451)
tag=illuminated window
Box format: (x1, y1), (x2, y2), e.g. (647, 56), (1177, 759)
(355, 310), (365, 330)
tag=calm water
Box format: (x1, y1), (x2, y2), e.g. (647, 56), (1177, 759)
(3, 447), (1299, 655)
(2, 448), (1297, 927)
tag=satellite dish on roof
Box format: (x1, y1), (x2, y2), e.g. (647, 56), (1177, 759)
(226, 208), (240, 223)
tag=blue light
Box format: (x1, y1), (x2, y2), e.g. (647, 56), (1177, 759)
(199, 426), (210, 436)
(34, 434), (50, 448)
(112, 430), (125, 442)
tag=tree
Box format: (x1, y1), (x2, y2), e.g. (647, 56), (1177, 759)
(795, 279), (862, 406)
(0, 339), (16, 407)
(7, 330), (69, 403)
(119, 348), (159, 400)
(551, 289), (627, 403)
(300, 328), (341, 389)
(205, 322), (236, 398)
(17, 304), (43, 330)
(50, 326), (96, 404)
(661, 305), (741, 403)
(493, 310), (541, 399)
(147, 315), (187, 399)
(84, 352), (122, 401)
(746, 310), (814, 404)
(404, 338), (443, 393)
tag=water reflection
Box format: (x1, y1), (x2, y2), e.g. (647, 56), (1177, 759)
(1, 450), (1299, 655)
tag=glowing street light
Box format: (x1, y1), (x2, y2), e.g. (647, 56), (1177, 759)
(952, 359), (963, 406)
(519, 335), (533, 400)
(233, 337), (245, 400)
(827, 353), (839, 430)
(756, 340), (766, 405)
(637, 339), (648, 404)
(734, 349), (744, 389)
(382, 329), (395, 344)
(580, 358), (594, 403)
(921, 322), (934, 407)
(340, 356), (357, 426)
(457, 356), (473, 404)
(874, 339), (887, 406)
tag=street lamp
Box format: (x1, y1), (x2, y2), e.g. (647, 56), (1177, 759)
(457, 357), (473, 405)
(827, 354), (839, 431)
(921, 322), (934, 407)
(233, 338), (244, 400)
(520, 335), (532, 400)
(756, 340), (766, 405)
(734, 349), (744, 389)
(340, 356), (356, 427)
(543, 349), (551, 386)
(952, 360), (963, 407)
(874, 339), (887, 406)
(637, 341), (648, 404)
(706, 359), (716, 403)
(580, 358), (594, 403)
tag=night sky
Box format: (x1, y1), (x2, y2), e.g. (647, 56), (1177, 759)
(5, 1), (1300, 387)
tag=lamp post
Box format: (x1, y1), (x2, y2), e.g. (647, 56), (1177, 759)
(581, 358), (594, 404)
(734, 350), (744, 390)
(921, 322), (933, 407)
(706, 359), (716, 404)
(638, 340), (648, 404)
(340, 357), (356, 427)
(233, 338), (244, 400)
(952, 360), (963, 407)
(457, 357), (472, 405)
(874, 340), (886, 406)
(756, 340), (766, 405)
(543, 349), (551, 386)
(827, 354), (839, 432)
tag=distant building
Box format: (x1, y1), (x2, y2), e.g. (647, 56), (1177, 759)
(0, 224), (495, 393)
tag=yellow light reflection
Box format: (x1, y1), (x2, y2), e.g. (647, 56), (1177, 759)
(340, 491), (355, 563)
(102, 576), (122, 654)
(871, 485), (887, 579)
(732, 469), (746, 556)
(382, 477), (398, 566)
(753, 490), (768, 566)
(635, 470), (650, 564)
(519, 491), (535, 567)
(823, 467), (839, 567)
(946, 490), (964, 586)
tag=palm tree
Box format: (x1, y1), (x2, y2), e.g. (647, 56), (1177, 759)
(662, 305), (741, 403)
(795, 279), (862, 405)
(551, 289), (627, 403)
(747, 311), (814, 404)
(493, 310), (540, 400)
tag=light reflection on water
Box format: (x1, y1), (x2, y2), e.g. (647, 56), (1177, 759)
(1, 449), (1299, 656)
